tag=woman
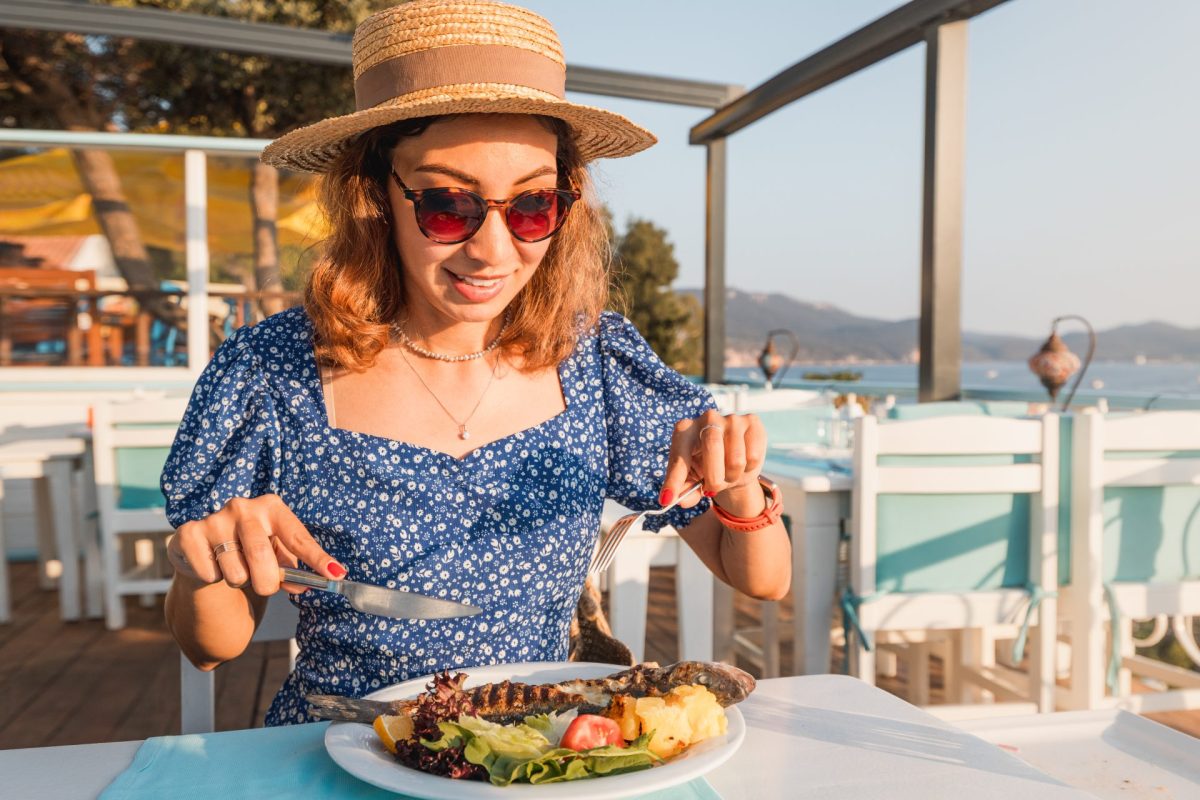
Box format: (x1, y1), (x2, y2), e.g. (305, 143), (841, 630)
(162, 0), (790, 726)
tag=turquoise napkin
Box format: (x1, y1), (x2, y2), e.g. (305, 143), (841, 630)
(100, 722), (722, 799)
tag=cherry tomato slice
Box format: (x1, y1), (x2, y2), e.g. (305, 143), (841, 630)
(560, 714), (625, 751)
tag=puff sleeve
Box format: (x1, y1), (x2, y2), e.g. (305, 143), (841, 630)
(160, 327), (284, 528)
(599, 312), (716, 532)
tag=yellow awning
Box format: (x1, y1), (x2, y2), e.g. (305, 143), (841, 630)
(0, 147), (328, 255)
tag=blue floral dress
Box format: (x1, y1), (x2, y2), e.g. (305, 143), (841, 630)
(161, 307), (714, 725)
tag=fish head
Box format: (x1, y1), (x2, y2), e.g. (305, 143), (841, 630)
(666, 661), (756, 706)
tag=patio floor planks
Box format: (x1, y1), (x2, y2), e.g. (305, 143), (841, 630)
(0, 561), (1196, 749)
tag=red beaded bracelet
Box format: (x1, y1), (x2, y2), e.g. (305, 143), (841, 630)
(711, 476), (784, 532)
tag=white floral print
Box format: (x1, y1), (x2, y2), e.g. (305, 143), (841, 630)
(161, 308), (713, 725)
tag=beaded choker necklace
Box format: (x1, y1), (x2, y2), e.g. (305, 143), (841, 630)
(392, 312), (511, 363)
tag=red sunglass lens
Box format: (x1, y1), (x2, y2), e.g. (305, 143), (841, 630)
(507, 191), (569, 241)
(416, 191), (485, 242)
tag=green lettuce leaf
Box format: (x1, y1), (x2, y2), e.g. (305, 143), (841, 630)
(503, 735), (660, 786)
(420, 714), (659, 786)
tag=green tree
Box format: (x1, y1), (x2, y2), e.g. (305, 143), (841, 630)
(610, 216), (703, 375)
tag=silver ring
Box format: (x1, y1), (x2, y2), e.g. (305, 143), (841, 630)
(699, 424), (724, 437)
(212, 540), (242, 558)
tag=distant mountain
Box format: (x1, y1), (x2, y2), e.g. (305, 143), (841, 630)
(1061, 322), (1200, 362)
(678, 288), (1200, 364)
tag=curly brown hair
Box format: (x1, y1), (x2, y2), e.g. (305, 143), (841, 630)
(305, 114), (610, 372)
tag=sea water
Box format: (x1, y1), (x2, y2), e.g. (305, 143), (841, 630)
(725, 361), (1200, 398)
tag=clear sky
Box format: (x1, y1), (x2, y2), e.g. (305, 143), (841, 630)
(518, 0), (1200, 336)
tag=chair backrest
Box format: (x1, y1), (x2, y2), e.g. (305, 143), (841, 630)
(1073, 409), (1200, 585)
(852, 414), (1059, 596)
(91, 398), (189, 533)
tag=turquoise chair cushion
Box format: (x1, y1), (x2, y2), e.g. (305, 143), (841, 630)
(876, 493), (1031, 592)
(756, 406), (837, 447)
(115, 446), (172, 510)
(1058, 415), (1074, 585)
(1103, 484), (1200, 583)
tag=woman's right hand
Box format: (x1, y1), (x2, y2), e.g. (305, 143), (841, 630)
(166, 494), (346, 596)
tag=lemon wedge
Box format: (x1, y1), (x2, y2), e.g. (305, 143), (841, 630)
(373, 713), (414, 754)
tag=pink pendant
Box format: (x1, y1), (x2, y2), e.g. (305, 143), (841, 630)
(459, 427), (470, 440)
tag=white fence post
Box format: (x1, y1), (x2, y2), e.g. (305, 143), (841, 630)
(184, 149), (210, 376)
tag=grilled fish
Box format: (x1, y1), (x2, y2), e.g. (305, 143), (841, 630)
(307, 660), (755, 724)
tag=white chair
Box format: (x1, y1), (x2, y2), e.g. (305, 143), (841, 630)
(601, 500), (714, 664)
(846, 414), (1060, 713)
(180, 592), (300, 733)
(1062, 409), (1200, 712)
(91, 398), (189, 629)
(710, 389), (836, 676)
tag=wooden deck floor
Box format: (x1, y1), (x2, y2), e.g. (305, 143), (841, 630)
(1, 562), (1197, 749)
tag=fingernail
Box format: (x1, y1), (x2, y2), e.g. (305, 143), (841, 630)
(704, 490), (717, 498)
(327, 562), (347, 579)
(658, 488), (674, 507)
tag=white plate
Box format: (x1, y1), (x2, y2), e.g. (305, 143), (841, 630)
(325, 661), (745, 799)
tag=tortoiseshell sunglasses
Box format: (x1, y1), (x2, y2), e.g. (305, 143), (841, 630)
(390, 169), (581, 244)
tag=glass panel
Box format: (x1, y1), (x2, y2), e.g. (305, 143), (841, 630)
(0, 145), (187, 367)
(206, 156), (317, 340)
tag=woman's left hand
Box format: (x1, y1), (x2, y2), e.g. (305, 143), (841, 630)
(661, 409), (768, 517)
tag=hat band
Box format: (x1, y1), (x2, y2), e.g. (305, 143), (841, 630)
(354, 44), (567, 111)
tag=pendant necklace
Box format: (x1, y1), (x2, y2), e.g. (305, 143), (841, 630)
(399, 348), (499, 441)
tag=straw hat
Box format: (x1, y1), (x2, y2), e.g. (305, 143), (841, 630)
(261, 0), (658, 173)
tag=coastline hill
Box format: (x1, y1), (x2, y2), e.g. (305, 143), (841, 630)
(678, 288), (1200, 365)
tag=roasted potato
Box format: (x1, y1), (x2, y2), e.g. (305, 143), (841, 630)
(605, 684), (728, 758)
(634, 696), (692, 758)
(604, 694), (640, 741)
(667, 684), (727, 740)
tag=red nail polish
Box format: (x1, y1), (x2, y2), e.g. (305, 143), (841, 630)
(658, 488), (675, 507)
(327, 562), (347, 579)
(704, 490), (717, 498)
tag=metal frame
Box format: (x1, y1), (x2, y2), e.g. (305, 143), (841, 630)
(0, 0), (739, 109)
(918, 20), (967, 402)
(703, 141), (728, 383)
(692, 0), (1011, 396)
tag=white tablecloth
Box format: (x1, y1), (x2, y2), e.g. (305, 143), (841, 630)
(0, 674), (1110, 800)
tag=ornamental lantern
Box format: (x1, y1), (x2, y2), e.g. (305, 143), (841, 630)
(758, 329), (800, 389)
(1028, 315), (1096, 410)
(758, 339), (783, 388)
(1028, 331), (1080, 401)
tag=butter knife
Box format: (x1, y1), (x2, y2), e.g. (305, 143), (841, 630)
(280, 567), (481, 619)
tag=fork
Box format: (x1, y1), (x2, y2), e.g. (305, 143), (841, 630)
(588, 481), (704, 575)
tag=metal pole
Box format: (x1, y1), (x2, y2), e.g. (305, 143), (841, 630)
(184, 150), (210, 375)
(918, 20), (967, 402)
(704, 139), (728, 384)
